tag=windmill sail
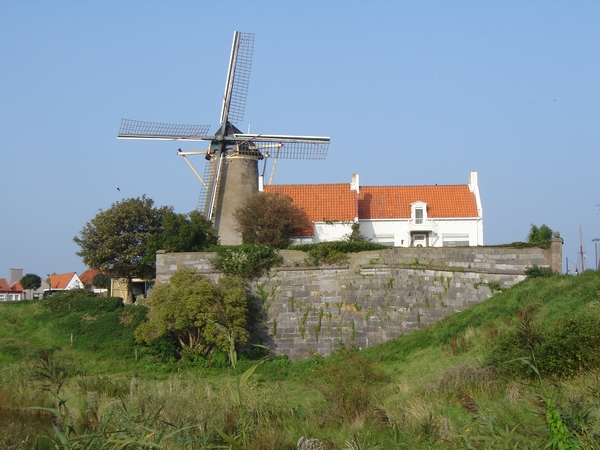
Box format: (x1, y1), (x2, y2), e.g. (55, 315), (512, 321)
(118, 119), (210, 140)
(221, 32), (254, 126)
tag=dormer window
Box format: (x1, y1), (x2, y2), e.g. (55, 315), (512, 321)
(411, 201), (428, 224)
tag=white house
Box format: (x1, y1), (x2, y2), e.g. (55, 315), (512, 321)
(265, 171), (483, 247)
(45, 272), (84, 296)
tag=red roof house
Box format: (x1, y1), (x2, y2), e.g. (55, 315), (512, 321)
(46, 272), (84, 294)
(265, 172), (483, 247)
(0, 278), (24, 301)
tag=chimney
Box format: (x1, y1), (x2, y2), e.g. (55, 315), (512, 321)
(468, 171), (478, 193)
(351, 173), (360, 194)
(10, 268), (23, 285)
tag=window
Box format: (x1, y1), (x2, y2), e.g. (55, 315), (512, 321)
(411, 202), (428, 224)
(442, 235), (470, 247)
(0, 294), (5, 301)
(412, 233), (427, 247)
(415, 208), (424, 224)
(375, 235), (395, 247)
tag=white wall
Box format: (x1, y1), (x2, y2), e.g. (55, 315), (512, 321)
(358, 218), (483, 247)
(313, 222), (353, 243)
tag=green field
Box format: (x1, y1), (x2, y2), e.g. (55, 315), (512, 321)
(1, 270), (599, 449)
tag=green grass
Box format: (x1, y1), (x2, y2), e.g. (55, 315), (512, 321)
(0, 271), (599, 449)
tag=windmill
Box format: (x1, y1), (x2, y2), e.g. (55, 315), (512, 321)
(118, 32), (330, 244)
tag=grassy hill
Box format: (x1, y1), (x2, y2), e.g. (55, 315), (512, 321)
(0, 271), (599, 449)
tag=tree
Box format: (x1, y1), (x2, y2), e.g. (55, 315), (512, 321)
(134, 269), (249, 356)
(143, 210), (218, 264)
(343, 222), (370, 243)
(528, 224), (553, 249)
(92, 273), (111, 289)
(233, 192), (311, 248)
(20, 273), (42, 291)
(73, 195), (172, 286)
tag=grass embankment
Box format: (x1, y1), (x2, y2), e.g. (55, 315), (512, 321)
(0, 271), (599, 449)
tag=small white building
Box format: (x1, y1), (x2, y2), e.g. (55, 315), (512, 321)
(45, 272), (84, 296)
(265, 172), (483, 247)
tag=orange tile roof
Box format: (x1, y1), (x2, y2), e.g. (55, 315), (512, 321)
(0, 278), (23, 292)
(265, 184), (358, 235)
(0, 278), (10, 292)
(48, 272), (77, 290)
(358, 185), (478, 219)
(79, 269), (99, 287)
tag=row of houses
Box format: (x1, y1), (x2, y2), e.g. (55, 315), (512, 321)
(0, 269), (106, 301)
(0, 268), (154, 304)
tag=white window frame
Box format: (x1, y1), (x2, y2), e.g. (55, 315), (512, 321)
(410, 201), (428, 225)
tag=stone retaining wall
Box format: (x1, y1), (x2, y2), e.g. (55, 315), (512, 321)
(156, 242), (560, 361)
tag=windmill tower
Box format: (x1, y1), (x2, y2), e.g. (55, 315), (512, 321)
(118, 32), (330, 244)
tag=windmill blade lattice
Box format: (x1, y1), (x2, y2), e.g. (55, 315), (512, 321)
(196, 160), (217, 212)
(225, 33), (254, 124)
(235, 138), (329, 160)
(118, 119), (211, 140)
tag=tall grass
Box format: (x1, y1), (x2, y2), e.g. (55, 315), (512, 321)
(0, 271), (598, 448)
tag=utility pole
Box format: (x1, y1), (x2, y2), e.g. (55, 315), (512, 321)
(593, 238), (600, 270)
(579, 225), (585, 272)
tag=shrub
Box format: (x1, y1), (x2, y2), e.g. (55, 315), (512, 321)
(290, 241), (388, 266)
(536, 313), (600, 377)
(44, 290), (123, 325)
(135, 269), (250, 357)
(528, 224), (553, 249)
(212, 244), (282, 279)
(524, 264), (555, 279)
(487, 311), (600, 379)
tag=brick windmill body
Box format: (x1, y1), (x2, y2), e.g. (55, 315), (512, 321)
(118, 32), (330, 244)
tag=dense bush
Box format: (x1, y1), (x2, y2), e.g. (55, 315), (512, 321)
(212, 244), (282, 279)
(135, 269), (251, 357)
(524, 264), (555, 279)
(487, 310), (600, 378)
(528, 224), (554, 249)
(43, 290), (124, 327)
(290, 241), (388, 265)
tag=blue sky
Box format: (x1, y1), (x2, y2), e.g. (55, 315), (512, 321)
(1, 1), (598, 278)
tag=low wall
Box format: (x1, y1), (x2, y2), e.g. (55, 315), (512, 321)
(156, 241), (560, 361)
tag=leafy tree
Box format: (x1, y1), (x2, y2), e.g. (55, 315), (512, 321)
(134, 269), (250, 356)
(92, 273), (111, 289)
(143, 210), (218, 264)
(528, 224), (553, 249)
(73, 195), (172, 288)
(20, 273), (42, 291)
(233, 192), (311, 248)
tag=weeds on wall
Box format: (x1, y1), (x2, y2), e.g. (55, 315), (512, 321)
(290, 241), (387, 266)
(212, 244), (282, 279)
